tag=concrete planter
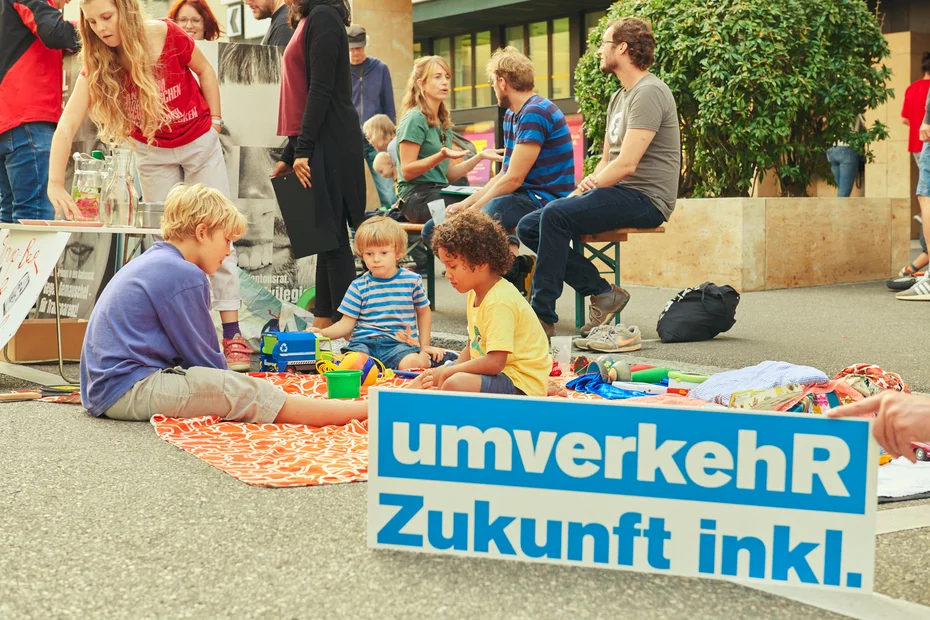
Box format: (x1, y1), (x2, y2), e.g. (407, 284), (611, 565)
(616, 197), (911, 292)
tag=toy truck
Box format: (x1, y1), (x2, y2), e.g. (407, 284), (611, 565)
(259, 331), (334, 373)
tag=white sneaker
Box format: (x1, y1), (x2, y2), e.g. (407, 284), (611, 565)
(896, 274), (930, 301)
(573, 324), (614, 350)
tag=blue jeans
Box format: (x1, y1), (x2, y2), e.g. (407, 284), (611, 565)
(0, 122), (56, 223)
(364, 142), (397, 209)
(826, 145), (860, 198)
(517, 185), (666, 325)
(345, 336), (420, 369)
(422, 190), (540, 248)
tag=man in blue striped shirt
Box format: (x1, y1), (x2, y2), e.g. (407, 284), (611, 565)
(442, 47), (575, 231)
(312, 217), (445, 369)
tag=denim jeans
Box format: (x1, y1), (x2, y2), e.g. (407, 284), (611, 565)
(0, 122), (56, 223)
(364, 141), (397, 208)
(517, 185), (665, 325)
(422, 190), (540, 248)
(826, 145), (860, 198)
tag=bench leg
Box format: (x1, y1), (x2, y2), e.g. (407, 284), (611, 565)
(426, 245), (436, 310)
(573, 237), (584, 331)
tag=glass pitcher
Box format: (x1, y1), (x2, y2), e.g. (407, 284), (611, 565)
(99, 148), (136, 227)
(70, 153), (105, 222)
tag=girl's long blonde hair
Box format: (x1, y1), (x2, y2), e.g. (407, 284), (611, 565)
(79, 0), (167, 144)
(401, 56), (452, 131)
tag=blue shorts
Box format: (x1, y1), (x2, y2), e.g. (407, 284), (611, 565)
(345, 337), (421, 369)
(918, 142), (930, 198)
(480, 373), (525, 395)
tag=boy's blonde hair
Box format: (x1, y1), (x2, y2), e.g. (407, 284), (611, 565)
(486, 46), (535, 92)
(372, 151), (394, 179)
(161, 183), (247, 242)
(362, 114), (396, 143)
(353, 216), (407, 258)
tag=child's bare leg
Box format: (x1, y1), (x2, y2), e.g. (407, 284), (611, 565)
(441, 372), (484, 393)
(398, 351), (430, 370)
(274, 395), (368, 426)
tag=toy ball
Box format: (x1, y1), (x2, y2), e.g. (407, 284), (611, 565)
(339, 351), (380, 386)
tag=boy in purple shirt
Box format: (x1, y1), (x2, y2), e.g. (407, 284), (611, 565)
(80, 183), (366, 426)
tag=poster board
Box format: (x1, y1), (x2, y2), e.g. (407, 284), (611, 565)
(368, 391), (877, 592)
(0, 229), (70, 349)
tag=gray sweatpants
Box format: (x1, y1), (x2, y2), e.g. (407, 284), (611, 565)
(132, 129), (241, 311)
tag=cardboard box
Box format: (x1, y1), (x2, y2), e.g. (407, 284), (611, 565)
(4, 318), (88, 363)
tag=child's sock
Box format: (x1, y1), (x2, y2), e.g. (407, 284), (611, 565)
(222, 322), (241, 341)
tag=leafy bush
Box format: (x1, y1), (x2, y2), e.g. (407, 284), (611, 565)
(574, 0), (892, 197)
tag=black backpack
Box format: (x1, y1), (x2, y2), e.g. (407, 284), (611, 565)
(657, 282), (740, 343)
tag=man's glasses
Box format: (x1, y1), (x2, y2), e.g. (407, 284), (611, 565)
(177, 17), (204, 26)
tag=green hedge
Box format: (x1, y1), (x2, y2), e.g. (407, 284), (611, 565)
(574, 0), (892, 197)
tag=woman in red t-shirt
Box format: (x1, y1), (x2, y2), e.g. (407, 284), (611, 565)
(46, 0), (252, 371)
(899, 52), (930, 276)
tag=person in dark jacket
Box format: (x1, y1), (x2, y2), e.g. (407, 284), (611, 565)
(274, 0), (365, 329)
(347, 24), (397, 209)
(245, 0), (293, 47)
(0, 0), (78, 222)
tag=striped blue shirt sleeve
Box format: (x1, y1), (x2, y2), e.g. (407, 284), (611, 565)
(412, 277), (429, 308)
(337, 280), (364, 319)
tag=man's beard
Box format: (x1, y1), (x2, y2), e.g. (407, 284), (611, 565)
(498, 94), (510, 109)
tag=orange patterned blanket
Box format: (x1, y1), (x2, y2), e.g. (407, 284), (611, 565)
(149, 372), (712, 488)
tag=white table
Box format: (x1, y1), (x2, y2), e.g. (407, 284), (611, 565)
(0, 223), (161, 383)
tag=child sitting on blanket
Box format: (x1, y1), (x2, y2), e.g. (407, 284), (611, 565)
(80, 184), (367, 426)
(411, 211), (551, 397)
(311, 216), (445, 369)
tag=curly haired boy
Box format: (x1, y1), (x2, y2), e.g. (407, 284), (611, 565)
(413, 211), (551, 396)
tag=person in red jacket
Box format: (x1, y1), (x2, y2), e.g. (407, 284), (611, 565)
(899, 52), (930, 277)
(0, 0), (78, 222)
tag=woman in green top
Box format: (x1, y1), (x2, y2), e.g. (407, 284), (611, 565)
(395, 55), (502, 223)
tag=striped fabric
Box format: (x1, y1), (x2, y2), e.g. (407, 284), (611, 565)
(337, 269), (429, 342)
(503, 95), (575, 204)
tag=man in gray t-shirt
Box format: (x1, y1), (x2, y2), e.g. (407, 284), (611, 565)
(517, 17), (681, 336)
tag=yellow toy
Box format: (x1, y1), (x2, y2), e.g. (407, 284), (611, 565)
(317, 351), (394, 387)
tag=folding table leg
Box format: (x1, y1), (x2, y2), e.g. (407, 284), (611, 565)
(53, 266), (80, 385)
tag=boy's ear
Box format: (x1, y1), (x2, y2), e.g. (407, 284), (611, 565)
(194, 222), (208, 241)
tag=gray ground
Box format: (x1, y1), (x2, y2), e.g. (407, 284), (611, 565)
(1, 261), (928, 619)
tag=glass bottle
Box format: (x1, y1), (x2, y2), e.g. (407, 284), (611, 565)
(99, 148), (136, 227)
(70, 152), (104, 222)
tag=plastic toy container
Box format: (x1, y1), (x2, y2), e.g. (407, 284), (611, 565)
(667, 371), (709, 395)
(324, 369), (362, 399)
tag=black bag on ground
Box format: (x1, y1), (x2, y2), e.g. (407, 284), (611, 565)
(656, 282), (740, 343)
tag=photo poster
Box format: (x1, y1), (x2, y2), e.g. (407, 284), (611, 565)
(565, 113), (586, 184)
(369, 391), (878, 592)
(41, 43), (316, 346)
(459, 121), (496, 186)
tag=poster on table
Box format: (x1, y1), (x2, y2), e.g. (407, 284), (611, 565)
(368, 391), (878, 592)
(41, 42), (316, 345)
(0, 229), (71, 349)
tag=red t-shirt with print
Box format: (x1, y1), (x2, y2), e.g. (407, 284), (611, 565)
(124, 19), (211, 148)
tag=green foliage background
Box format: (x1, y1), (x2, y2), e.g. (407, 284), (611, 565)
(574, 0), (893, 197)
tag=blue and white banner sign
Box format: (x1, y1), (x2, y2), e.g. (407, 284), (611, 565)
(368, 390), (877, 591)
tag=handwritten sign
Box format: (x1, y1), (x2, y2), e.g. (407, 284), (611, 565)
(368, 390), (877, 591)
(0, 228), (71, 348)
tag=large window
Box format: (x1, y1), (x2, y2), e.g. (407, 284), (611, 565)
(474, 31), (492, 107)
(434, 37), (451, 66)
(505, 26), (524, 53)
(453, 34), (473, 109)
(528, 21), (549, 99)
(551, 18), (571, 99)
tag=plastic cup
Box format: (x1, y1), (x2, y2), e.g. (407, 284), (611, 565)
(427, 199), (446, 224)
(324, 369), (363, 399)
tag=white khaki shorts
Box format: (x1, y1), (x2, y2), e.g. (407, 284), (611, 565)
(105, 366), (286, 424)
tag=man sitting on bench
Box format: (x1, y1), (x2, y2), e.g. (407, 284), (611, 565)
(517, 16), (681, 338)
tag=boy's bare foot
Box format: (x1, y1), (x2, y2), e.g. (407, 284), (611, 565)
(548, 380), (568, 398)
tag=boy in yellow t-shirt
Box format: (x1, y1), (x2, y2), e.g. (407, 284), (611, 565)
(412, 211), (551, 397)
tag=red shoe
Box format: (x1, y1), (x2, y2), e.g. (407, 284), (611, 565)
(223, 334), (253, 372)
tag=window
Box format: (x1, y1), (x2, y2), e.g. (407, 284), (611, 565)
(506, 26), (524, 53)
(475, 31), (492, 107)
(413, 42), (422, 59)
(551, 18), (570, 99)
(585, 11), (607, 37)
(453, 34), (473, 109)
(434, 37), (451, 66)
(528, 21), (549, 98)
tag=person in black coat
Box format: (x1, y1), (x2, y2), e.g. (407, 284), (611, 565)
(274, 0), (365, 328)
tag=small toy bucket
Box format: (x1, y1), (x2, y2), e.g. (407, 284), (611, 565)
(324, 369), (363, 399)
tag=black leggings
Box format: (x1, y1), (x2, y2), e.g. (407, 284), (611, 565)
(313, 213), (355, 320)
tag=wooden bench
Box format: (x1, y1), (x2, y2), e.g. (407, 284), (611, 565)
(573, 227), (665, 329)
(400, 223), (436, 310)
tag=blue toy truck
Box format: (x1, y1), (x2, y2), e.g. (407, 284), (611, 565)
(259, 331), (334, 373)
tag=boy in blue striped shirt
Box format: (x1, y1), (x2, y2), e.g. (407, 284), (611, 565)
(311, 216), (444, 369)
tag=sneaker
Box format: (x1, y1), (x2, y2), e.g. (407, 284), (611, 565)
(896, 275), (930, 301)
(573, 324), (614, 350)
(588, 325), (643, 353)
(223, 334), (253, 372)
(582, 324), (622, 351)
(580, 284), (631, 336)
